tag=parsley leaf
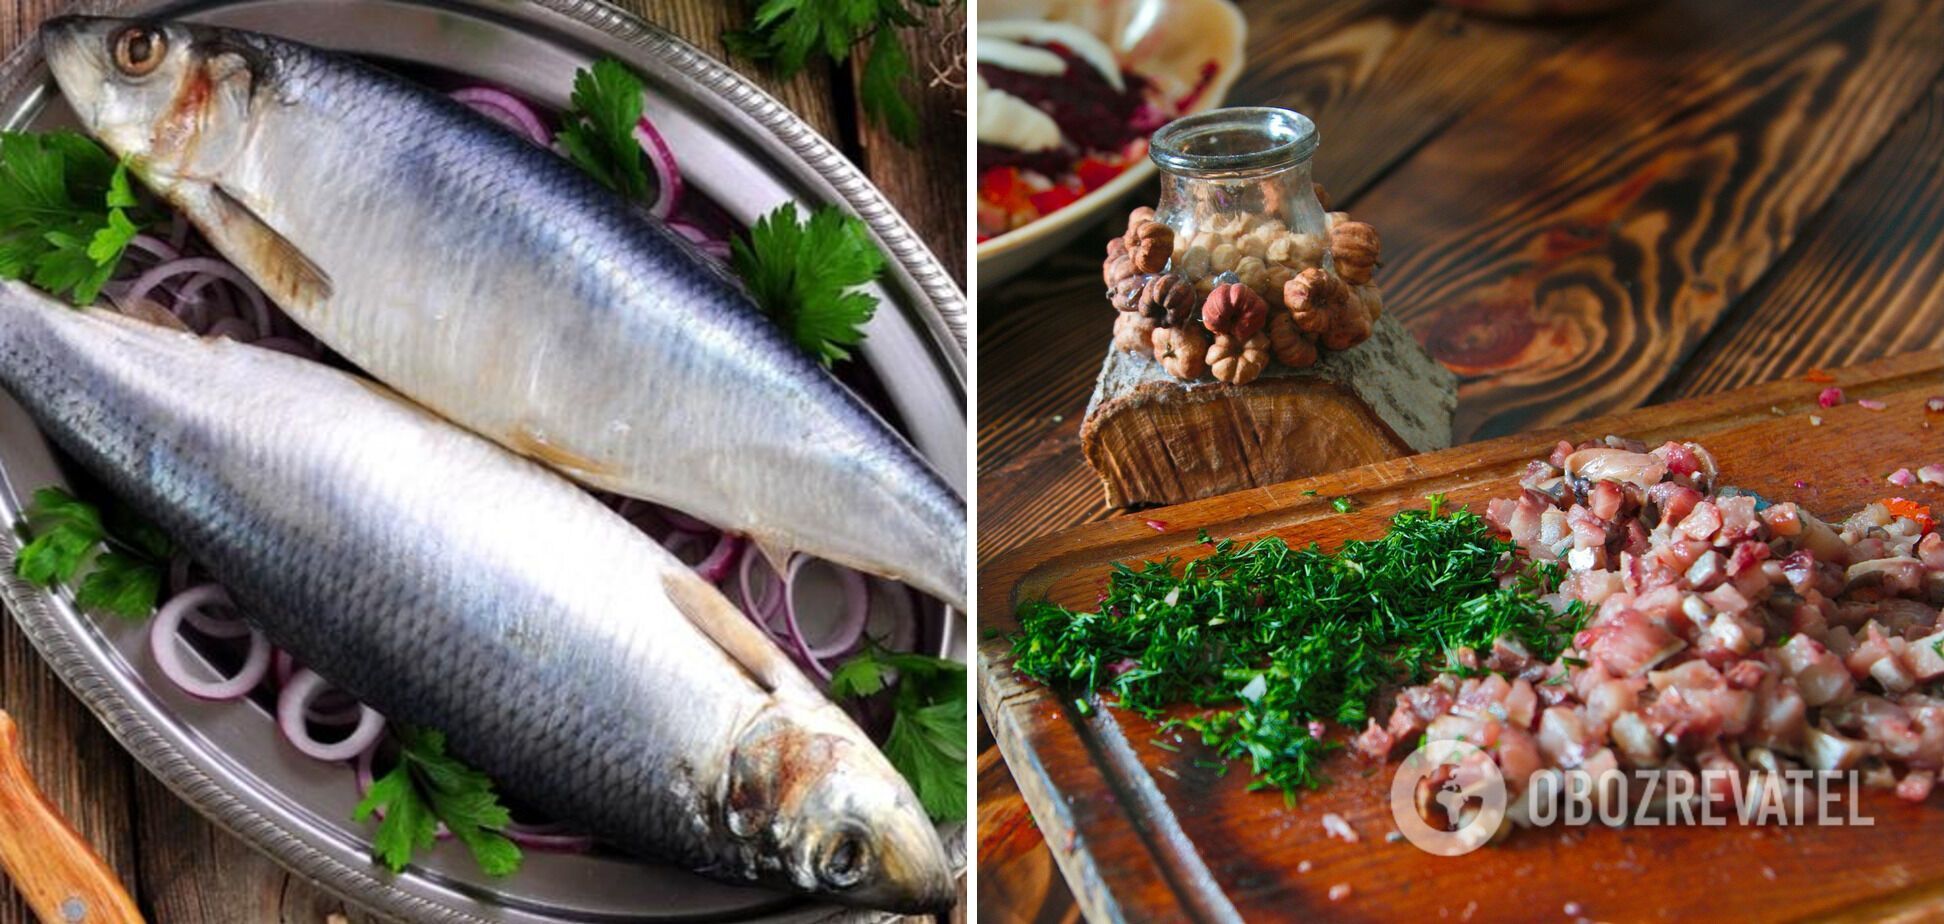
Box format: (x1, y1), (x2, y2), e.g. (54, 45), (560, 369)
(353, 726), (522, 876)
(14, 486), (169, 619)
(0, 132), (152, 304)
(723, 0), (943, 144)
(829, 647), (966, 822)
(555, 59), (652, 202)
(730, 202), (883, 365)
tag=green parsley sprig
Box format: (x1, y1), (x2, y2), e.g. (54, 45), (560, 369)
(354, 725), (522, 876)
(1010, 497), (1586, 797)
(554, 59), (654, 202)
(730, 202), (883, 366)
(830, 646), (966, 822)
(0, 131), (151, 305)
(14, 486), (170, 618)
(724, 0), (949, 143)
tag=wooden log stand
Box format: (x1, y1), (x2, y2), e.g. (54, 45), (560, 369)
(1080, 313), (1457, 507)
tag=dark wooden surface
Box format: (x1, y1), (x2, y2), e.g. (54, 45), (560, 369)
(981, 350), (1944, 922)
(0, 2), (965, 921)
(976, 0), (1944, 918)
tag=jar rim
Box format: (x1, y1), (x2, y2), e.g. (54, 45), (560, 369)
(1149, 107), (1319, 176)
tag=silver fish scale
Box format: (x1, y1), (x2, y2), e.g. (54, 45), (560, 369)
(209, 37), (966, 608)
(0, 294), (804, 876)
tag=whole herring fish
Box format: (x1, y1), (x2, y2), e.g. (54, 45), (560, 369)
(0, 280), (952, 912)
(41, 16), (967, 610)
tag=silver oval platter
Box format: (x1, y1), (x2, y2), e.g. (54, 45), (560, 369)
(0, 0), (966, 921)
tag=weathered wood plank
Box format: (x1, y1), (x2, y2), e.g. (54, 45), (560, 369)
(979, 350), (1944, 922)
(639, 1), (844, 142)
(1363, 0), (1944, 439)
(848, 3), (967, 286)
(1660, 78), (1944, 399)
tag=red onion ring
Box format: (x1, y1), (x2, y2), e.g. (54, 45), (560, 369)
(633, 117), (681, 219)
(278, 669), (386, 762)
(780, 556), (872, 676)
(657, 507), (713, 533)
(126, 233), (181, 263)
(123, 258), (273, 338)
(451, 87), (551, 146)
(150, 586), (271, 701)
(168, 583), (253, 640)
(501, 821), (595, 853)
(694, 533), (744, 583)
(667, 220), (731, 262)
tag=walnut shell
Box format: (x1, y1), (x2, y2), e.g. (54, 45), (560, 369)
(1283, 267), (1348, 336)
(1267, 311), (1319, 368)
(1103, 252), (1137, 288)
(1140, 273), (1197, 326)
(1233, 256), (1270, 297)
(1106, 235), (1127, 261)
(1127, 221), (1174, 274)
(1237, 232), (1269, 262)
(1126, 206), (1156, 234)
(1178, 245), (1212, 278)
(1108, 272), (1147, 312)
(1322, 290), (1374, 351)
(1208, 333), (1271, 386)
(1113, 311), (1158, 353)
(1313, 182), (1331, 211)
(1201, 282), (1268, 341)
(1263, 264), (1296, 302)
(1353, 282), (1384, 321)
(1151, 324), (1209, 379)
(1210, 243), (1240, 274)
(1266, 232), (1324, 269)
(1330, 220), (1381, 285)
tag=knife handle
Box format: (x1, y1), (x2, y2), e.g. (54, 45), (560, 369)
(0, 711), (145, 924)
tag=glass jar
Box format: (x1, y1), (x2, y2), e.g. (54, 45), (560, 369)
(1149, 107), (1331, 302)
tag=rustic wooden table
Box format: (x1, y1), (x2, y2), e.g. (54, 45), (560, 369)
(976, 0), (1944, 918)
(0, 1), (965, 921)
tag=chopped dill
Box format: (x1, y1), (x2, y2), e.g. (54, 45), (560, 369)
(1009, 496), (1585, 797)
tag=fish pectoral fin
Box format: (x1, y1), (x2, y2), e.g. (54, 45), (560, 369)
(662, 569), (811, 698)
(206, 185), (333, 306)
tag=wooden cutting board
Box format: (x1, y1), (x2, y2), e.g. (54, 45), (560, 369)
(977, 350), (1944, 923)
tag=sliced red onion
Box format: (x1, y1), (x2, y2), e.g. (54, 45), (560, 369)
(694, 533), (744, 583)
(205, 316), (257, 342)
(658, 506), (713, 533)
(169, 583), (252, 640)
(451, 87), (551, 146)
(278, 668), (386, 762)
(782, 556), (871, 662)
(738, 550), (787, 629)
(126, 233), (181, 263)
(150, 586), (271, 701)
(667, 220), (730, 262)
(863, 578), (918, 653)
(634, 116), (681, 220)
(502, 821), (595, 853)
(124, 258), (273, 339)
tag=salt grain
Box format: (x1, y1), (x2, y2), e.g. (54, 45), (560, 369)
(1321, 812), (1359, 843)
(1858, 397), (1887, 411)
(1328, 883), (1351, 902)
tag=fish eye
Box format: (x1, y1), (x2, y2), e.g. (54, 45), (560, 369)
(111, 26), (166, 77)
(817, 832), (867, 890)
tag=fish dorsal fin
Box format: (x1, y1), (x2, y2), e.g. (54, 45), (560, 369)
(662, 569), (810, 698)
(202, 185), (333, 307)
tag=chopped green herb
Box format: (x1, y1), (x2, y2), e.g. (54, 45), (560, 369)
(14, 486), (169, 618)
(723, 0), (949, 143)
(1331, 497), (1356, 514)
(0, 131), (153, 305)
(554, 60), (652, 202)
(730, 202), (884, 366)
(829, 647), (966, 822)
(1010, 503), (1584, 796)
(1302, 490), (1319, 497)
(354, 726), (521, 876)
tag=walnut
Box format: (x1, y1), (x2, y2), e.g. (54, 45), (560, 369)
(1263, 264), (1295, 302)
(1237, 232), (1268, 262)
(1103, 251), (1136, 288)
(1210, 242), (1240, 274)
(1266, 232), (1323, 269)
(1267, 311), (1318, 368)
(1313, 181), (1331, 211)
(1126, 206), (1156, 234)
(1201, 282), (1268, 341)
(1113, 311), (1158, 353)
(1208, 333), (1270, 385)
(1126, 221), (1174, 274)
(1151, 324), (1208, 379)
(1330, 220), (1381, 285)
(1322, 290), (1373, 351)
(1106, 235), (1127, 262)
(1353, 282), (1384, 321)
(1108, 273), (1147, 312)
(1325, 210), (1351, 231)
(1251, 219), (1288, 243)
(1232, 257), (1270, 299)
(1139, 274), (1197, 326)
(1178, 245), (1212, 278)
(1283, 267), (1348, 336)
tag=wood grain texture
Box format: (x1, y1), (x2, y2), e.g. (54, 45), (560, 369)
(979, 351), (1944, 923)
(1660, 78), (1944, 400)
(849, 2), (967, 286)
(0, 1), (963, 921)
(1367, 0), (1944, 440)
(0, 712), (141, 924)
